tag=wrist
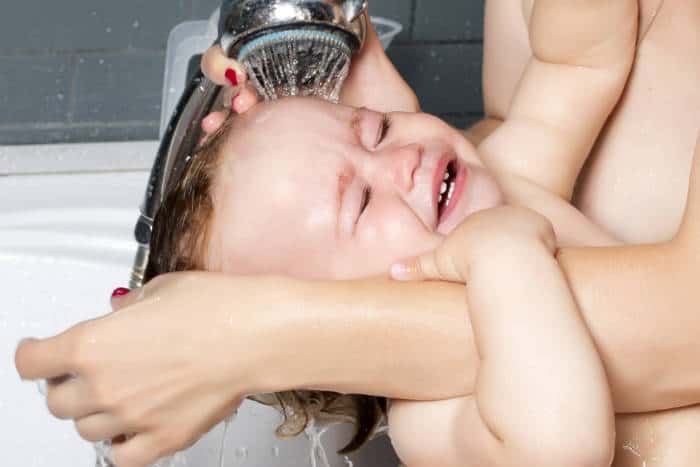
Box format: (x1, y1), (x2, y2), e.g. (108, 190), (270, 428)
(203, 274), (308, 397)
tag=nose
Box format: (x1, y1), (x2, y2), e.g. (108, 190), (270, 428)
(371, 144), (422, 192)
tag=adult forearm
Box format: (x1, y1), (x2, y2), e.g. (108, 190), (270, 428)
(256, 277), (478, 401)
(258, 243), (698, 413)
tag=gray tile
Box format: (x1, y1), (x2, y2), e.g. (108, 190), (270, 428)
(388, 43), (483, 115)
(0, 0), (191, 52)
(369, 0), (413, 41)
(192, 0), (224, 20)
(73, 51), (165, 123)
(0, 122), (158, 146)
(440, 113), (483, 130)
(0, 55), (72, 125)
(413, 0), (484, 41)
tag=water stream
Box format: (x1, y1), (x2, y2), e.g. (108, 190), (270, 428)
(240, 31), (352, 103)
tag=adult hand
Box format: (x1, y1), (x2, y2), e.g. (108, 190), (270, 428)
(199, 16), (419, 137)
(14, 272), (284, 467)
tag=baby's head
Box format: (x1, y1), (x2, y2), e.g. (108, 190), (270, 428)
(143, 97), (503, 451)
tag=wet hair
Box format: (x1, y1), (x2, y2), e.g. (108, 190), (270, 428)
(143, 117), (386, 454)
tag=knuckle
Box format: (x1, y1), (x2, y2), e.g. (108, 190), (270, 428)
(90, 384), (114, 411)
(68, 326), (93, 371)
(114, 404), (140, 427)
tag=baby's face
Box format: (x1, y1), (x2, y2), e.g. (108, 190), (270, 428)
(206, 98), (502, 279)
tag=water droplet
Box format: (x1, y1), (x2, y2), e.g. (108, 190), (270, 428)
(132, 20), (140, 29)
(99, 59), (105, 65)
(105, 27), (112, 33)
(271, 446), (280, 457)
(56, 94), (64, 101)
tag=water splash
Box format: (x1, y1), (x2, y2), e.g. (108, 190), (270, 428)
(93, 440), (187, 467)
(240, 30), (352, 103)
(304, 420), (332, 467)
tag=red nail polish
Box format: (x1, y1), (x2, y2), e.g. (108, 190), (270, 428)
(111, 287), (130, 298)
(225, 68), (238, 86)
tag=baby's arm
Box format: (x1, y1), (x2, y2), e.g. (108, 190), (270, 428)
(391, 207), (614, 467)
(480, 0), (638, 199)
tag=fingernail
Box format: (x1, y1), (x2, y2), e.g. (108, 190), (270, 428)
(225, 68), (239, 86)
(111, 287), (130, 298)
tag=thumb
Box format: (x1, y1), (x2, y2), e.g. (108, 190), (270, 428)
(110, 287), (141, 312)
(390, 251), (443, 282)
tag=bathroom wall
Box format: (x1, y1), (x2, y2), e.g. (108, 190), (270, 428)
(0, 0), (485, 145)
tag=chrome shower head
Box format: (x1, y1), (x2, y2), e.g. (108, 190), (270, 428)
(221, 0), (369, 101)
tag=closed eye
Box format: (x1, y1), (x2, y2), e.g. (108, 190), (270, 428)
(359, 186), (372, 220)
(378, 115), (391, 145)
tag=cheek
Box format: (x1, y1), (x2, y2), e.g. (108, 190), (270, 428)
(357, 204), (441, 266)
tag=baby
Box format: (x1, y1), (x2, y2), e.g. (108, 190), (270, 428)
(143, 1), (638, 465)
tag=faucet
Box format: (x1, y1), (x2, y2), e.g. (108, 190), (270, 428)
(129, 0), (368, 289)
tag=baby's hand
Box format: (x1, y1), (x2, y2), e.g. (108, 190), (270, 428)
(391, 206), (557, 283)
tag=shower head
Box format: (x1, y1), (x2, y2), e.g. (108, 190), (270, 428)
(221, 0), (369, 101)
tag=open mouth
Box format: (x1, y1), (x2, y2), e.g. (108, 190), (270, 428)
(437, 160), (458, 222)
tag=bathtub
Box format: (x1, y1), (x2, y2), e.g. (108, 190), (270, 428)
(0, 141), (398, 467)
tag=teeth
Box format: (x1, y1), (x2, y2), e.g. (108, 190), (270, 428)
(444, 181), (456, 208)
(443, 171), (450, 181)
(440, 182), (447, 194)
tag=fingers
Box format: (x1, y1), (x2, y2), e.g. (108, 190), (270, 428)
(46, 376), (97, 420)
(112, 433), (169, 467)
(201, 110), (229, 135)
(15, 331), (78, 380)
(75, 413), (123, 443)
(201, 45), (246, 87)
(231, 86), (259, 113)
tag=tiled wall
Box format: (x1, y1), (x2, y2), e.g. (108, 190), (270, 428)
(0, 0), (484, 145)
